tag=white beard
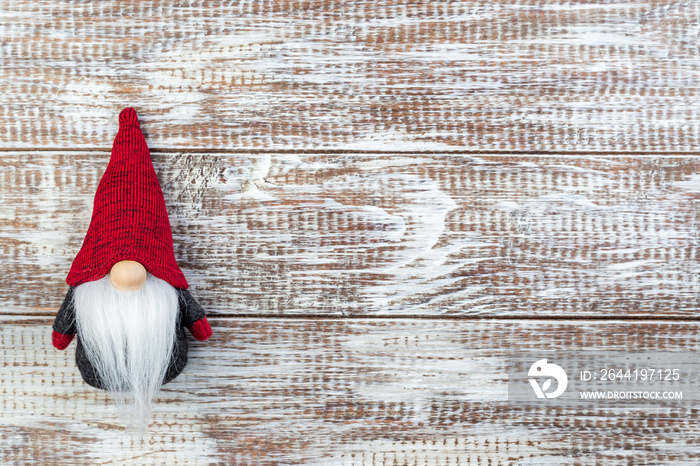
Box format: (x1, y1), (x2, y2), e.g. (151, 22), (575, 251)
(74, 273), (179, 431)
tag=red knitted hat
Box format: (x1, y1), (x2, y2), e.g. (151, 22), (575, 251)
(66, 108), (189, 289)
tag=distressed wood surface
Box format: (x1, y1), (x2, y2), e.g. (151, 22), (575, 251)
(2, 316), (700, 465)
(1, 1), (700, 151)
(2, 151), (699, 317)
(3, 0), (699, 463)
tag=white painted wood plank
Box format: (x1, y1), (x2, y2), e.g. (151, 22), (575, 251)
(2, 317), (699, 465)
(1, 1), (698, 150)
(2, 152), (699, 317)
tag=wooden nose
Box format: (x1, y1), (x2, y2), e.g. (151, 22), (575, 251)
(109, 260), (147, 292)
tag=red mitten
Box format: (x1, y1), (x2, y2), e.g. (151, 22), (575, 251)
(187, 317), (212, 341)
(52, 331), (74, 350)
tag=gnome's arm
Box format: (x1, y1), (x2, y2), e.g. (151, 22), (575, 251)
(52, 287), (77, 350)
(178, 289), (212, 341)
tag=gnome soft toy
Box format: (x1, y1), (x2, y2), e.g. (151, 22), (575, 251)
(51, 108), (212, 428)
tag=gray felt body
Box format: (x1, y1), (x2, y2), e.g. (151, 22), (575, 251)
(52, 286), (206, 390)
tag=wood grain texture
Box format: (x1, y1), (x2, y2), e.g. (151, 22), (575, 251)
(1, 1), (699, 150)
(2, 317), (700, 465)
(2, 151), (699, 317)
(4, 1), (699, 463)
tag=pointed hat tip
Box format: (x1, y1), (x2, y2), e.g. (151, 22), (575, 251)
(118, 107), (139, 126)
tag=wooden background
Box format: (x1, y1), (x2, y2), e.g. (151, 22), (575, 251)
(2, 1), (700, 464)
